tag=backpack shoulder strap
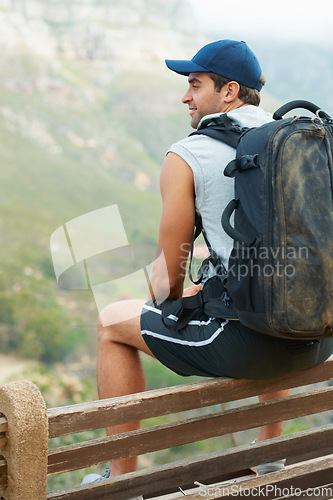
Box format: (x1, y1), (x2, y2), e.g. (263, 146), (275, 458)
(192, 127), (241, 149)
(189, 114), (247, 149)
(187, 115), (243, 284)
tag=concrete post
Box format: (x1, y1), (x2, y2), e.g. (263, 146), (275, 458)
(0, 380), (48, 499)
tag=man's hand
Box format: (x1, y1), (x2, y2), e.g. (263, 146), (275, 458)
(182, 284), (203, 297)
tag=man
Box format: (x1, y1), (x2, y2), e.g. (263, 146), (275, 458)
(86, 39), (332, 482)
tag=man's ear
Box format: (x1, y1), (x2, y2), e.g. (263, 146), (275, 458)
(223, 81), (240, 102)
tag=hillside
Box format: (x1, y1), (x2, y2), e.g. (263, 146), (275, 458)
(0, 0), (203, 361)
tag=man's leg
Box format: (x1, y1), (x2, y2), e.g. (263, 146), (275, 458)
(257, 390), (291, 441)
(250, 390), (290, 475)
(97, 299), (155, 477)
(97, 300), (291, 477)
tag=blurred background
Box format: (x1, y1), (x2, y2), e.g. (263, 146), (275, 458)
(0, 0), (332, 490)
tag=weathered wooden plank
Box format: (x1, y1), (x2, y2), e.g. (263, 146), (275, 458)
(47, 357), (333, 438)
(47, 387), (333, 476)
(46, 428), (333, 499)
(288, 444), (333, 465)
(194, 455), (333, 499)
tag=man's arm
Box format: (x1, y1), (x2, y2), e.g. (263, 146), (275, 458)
(148, 152), (196, 301)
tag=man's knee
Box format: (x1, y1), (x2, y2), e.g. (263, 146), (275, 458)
(98, 300), (144, 330)
(97, 300), (145, 348)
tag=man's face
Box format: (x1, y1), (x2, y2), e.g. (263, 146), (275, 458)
(182, 72), (226, 129)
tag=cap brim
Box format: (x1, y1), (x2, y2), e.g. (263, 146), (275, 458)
(165, 58), (208, 76)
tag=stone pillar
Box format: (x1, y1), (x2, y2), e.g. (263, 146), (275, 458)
(0, 380), (48, 499)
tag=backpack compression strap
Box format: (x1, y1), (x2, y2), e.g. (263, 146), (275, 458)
(188, 212), (227, 285)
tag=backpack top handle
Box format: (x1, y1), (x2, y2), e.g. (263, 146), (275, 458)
(273, 100), (331, 121)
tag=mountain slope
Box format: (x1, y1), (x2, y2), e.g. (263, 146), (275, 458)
(0, 0), (200, 360)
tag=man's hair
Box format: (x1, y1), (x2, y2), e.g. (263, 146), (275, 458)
(208, 72), (266, 106)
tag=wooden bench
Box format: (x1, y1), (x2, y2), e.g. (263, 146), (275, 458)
(0, 356), (332, 499)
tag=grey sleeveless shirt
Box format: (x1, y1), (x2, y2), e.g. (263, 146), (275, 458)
(167, 105), (272, 283)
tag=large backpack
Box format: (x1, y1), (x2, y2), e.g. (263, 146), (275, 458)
(162, 100), (333, 340)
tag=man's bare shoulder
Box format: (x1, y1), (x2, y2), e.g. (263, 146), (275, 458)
(160, 152), (194, 195)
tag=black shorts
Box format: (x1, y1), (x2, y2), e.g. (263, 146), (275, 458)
(141, 300), (333, 380)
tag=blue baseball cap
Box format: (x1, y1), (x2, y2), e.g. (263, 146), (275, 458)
(165, 39), (263, 91)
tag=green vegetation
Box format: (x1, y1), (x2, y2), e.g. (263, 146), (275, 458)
(0, 266), (87, 363)
(0, 49), (174, 362)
